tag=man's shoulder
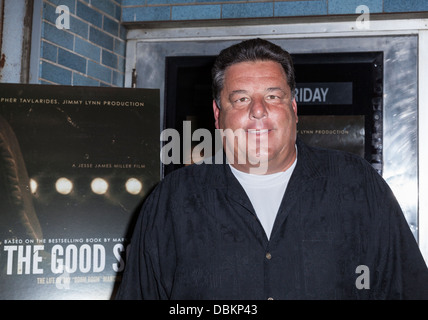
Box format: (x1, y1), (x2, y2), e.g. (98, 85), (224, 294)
(307, 143), (368, 164)
(298, 140), (378, 178)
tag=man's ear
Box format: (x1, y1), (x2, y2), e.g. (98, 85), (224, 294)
(292, 98), (298, 124)
(213, 100), (220, 129)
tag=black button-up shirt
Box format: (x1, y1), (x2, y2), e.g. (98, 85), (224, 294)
(116, 139), (428, 299)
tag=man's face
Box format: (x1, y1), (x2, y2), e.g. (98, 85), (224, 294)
(213, 60), (298, 174)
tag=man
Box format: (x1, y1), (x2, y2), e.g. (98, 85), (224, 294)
(116, 38), (428, 299)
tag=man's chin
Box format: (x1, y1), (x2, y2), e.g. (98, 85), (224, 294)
(244, 154), (270, 175)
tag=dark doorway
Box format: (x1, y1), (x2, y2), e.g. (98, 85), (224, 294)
(164, 56), (217, 176)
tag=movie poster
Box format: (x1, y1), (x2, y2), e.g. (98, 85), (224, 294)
(297, 115), (365, 158)
(0, 84), (160, 299)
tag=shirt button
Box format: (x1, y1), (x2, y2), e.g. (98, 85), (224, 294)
(265, 252), (272, 260)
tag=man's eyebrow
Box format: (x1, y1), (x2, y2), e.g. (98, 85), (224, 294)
(228, 88), (286, 100)
(266, 87), (286, 93)
(228, 90), (248, 99)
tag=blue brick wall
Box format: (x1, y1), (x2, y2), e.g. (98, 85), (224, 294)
(121, 0), (428, 22)
(39, 0), (126, 87)
(38, 0), (428, 87)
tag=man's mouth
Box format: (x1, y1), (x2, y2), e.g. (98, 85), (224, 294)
(247, 129), (271, 135)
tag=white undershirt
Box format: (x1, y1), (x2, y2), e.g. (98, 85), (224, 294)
(229, 147), (297, 239)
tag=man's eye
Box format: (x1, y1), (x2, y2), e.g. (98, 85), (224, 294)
(266, 95), (278, 100)
(231, 97), (250, 109)
(232, 97), (250, 105)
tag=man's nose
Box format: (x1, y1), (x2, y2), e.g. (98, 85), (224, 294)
(249, 97), (268, 119)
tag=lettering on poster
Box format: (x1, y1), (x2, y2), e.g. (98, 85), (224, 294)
(2, 237), (130, 287)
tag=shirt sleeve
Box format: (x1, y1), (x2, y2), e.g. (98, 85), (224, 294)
(363, 164), (428, 299)
(114, 180), (177, 300)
